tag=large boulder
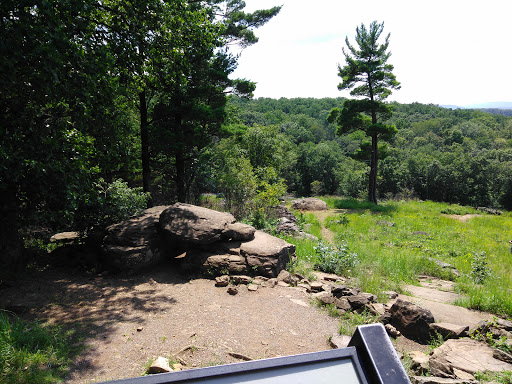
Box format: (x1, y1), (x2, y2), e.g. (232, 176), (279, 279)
(159, 203), (239, 245)
(102, 206), (168, 272)
(291, 197), (327, 211)
(240, 230), (295, 277)
(389, 299), (434, 342)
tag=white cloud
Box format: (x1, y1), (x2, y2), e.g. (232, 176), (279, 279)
(232, 0), (512, 106)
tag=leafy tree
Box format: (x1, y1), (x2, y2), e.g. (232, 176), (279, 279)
(328, 21), (400, 203)
(148, 1), (281, 203)
(101, 0), (220, 200)
(0, 0), (114, 271)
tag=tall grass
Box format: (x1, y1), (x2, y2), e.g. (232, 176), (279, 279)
(290, 198), (512, 317)
(0, 311), (79, 383)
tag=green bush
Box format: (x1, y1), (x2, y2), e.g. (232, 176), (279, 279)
(76, 178), (150, 230)
(470, 252), (490, 284)
(313, 241), (358, 276)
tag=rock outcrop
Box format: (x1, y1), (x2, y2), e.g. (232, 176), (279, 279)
(388, 299), (434, 342)
(429, 338), (512, 378)
(101, 203), (294, 277)
(101, 206), (167, 272)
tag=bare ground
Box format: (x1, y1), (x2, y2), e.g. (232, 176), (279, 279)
(1, 265), (340, 383)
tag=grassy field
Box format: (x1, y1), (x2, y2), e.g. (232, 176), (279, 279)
(288, 198), (512, 318)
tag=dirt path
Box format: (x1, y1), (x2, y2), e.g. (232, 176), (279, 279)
(309, 209), (342, 243)
(1, 266), (339, 384)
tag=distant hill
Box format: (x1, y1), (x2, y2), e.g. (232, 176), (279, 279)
(442, 101), (512, 110)
(465, 101), (512, 109)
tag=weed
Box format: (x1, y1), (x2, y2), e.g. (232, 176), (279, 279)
(313, 241), (358, 276)
(470, 252), (490, 284)
(428, 331), (445, 351)
(0, 311), (81, 384)
(338, 310), (379, 336)
(473, 371), (512, 384)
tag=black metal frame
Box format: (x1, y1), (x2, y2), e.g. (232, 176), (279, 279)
(97, 323), (410, 384)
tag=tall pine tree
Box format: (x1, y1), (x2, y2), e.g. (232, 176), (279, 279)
(328, 21), (400, 203)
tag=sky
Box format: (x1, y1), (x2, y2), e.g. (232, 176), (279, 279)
(231, 0), (512, 106)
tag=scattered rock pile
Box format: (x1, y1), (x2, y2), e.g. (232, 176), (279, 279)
(101, 203), (295, 277)
(271, 204), (317, 240)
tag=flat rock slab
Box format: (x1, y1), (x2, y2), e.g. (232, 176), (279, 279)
(418, 276), (457, 292)
(430, 322), (468, 339)
(405, 285), (460, 304)
(429, 338), (512, 377)
(291, 198), (328, 211)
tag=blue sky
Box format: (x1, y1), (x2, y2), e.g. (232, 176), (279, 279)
(231, 0), (512, 106)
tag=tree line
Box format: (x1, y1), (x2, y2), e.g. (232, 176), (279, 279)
(224, 97), (512, 210)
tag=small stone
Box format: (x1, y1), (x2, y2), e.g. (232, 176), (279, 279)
(329, 334), (351, 349)
(334, 297), (352, 311)
(313, 291), (334, 305)
(409, 351), (429, 375)
(368, 303), (387, 316)
(148, 356), (173, 374)
(172, 363), (183, 371)
(347, 294), (369, 309)
(452, 368), (475, 381)
(385, 323), (401, 338)
(137, 327), (143, 332)
(276, 270), (299, 285)
(263, 278), (277, 288)
(215, 275), (230, 287)
(361, 292), (377, 303)
(231, 275), (252, 285)
(309, 281), (323, 291)
(384, 291), (398, 299)
(277, 281), (289, 287)
(247, 284), (258, 292)
(227, 286), (238, 295)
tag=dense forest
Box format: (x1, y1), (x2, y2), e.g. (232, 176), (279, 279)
(2, 1), (512, 275)
(225, 97), (512, 210)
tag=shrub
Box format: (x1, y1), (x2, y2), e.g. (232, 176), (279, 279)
(76, 178), (150, 231)
(313, 241), (358, 276)
(470, 252), (490, 284)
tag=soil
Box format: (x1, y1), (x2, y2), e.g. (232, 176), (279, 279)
(1, 209), (497, 383)
(1, 265), (341, 383)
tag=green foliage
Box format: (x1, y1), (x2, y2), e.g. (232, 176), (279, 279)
(470, 252), (490, 284)
(312, 241), (359, 276)
(338, 310), (379, 336)
(76, 178), (150, 231)
(0, 311), (79, 383)
(473, 371), (512, 384)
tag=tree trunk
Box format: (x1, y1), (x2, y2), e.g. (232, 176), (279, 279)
(139, 90), (152, 207)
(175, 149), (186, 203)
(0, 183), (24, 277)
(368, 133), (378, 204)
